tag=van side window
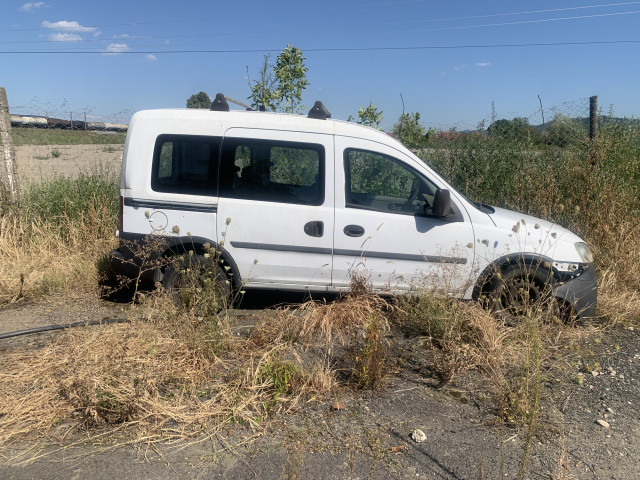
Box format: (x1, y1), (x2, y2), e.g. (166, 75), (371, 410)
(151, 135), (221, 195)
(219, 139), (324, 205)
(345, 149), (437, 215)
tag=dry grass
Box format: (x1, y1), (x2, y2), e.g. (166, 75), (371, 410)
(0, 273), (624, 473)
(0, 204), (116, 304)
(395, 294), (509, 384)
(249, 290), (392, 389)
(249, 293), (390, 348)
(0, 289), (395, 455)
(596, 267), (640, 326)
(0, 292), (344, 455)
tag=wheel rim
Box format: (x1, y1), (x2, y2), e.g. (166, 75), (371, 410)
(499, 275), (545, 316)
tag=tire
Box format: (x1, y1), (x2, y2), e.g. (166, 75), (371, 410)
(488, 264), (554, 318)
(161, 254), (232, 313)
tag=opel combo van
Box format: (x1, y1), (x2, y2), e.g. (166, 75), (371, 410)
(111, 96), (597, 318)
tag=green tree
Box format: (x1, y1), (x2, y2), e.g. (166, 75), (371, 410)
(487, 117), (540, 143)
(274, 45), (309, 114)
(186, 91), (212, 109)
(248, 54), (280, 112)
(351, 102), (383, 128)
(392, 112), (429, 149)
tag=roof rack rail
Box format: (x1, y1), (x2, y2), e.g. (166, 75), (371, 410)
(210, 93), (229, 112)
(308, 101), (331, 120)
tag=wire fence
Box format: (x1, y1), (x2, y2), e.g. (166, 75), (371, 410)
(418, 95), (640, 155)
(10, 96), (133, 126)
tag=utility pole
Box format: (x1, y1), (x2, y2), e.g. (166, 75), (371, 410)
(0, 87), (20, 206)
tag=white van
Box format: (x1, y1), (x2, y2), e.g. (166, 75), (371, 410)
(111, 96), (597, 318)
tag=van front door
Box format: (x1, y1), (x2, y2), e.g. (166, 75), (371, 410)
(332, 137), (476, 295)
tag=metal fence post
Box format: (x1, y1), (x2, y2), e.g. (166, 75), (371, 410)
(589, 96), (598, 141)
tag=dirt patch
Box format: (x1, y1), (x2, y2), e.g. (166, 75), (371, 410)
(1, 295), (639, 479)
(15, 144), (122, 183)
(0, 295), (126, 350)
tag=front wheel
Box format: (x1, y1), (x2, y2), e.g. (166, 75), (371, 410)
(488, 264), (554, 317)
(161, 254), (232, 314)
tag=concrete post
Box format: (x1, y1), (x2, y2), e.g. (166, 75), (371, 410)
(0, 87), (20, 205)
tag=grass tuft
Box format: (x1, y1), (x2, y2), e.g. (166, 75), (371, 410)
(0, 166), (119, 304)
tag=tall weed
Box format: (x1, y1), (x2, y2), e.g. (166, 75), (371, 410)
(0, 166), (119, 303)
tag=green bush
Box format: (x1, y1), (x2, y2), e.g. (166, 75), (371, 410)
(21, 166), (119, 226)
(12, 128), (126, 146)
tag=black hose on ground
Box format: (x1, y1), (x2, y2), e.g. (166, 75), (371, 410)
(0, 317), (130, 340)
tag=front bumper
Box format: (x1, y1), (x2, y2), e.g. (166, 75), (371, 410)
(552, 264), (597, 319)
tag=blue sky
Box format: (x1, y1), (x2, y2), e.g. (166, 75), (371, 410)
(2, 0), (639, 130)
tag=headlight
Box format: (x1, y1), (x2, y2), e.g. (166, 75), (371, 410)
(575, 242), (593, 264)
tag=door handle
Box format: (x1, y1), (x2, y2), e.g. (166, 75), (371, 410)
(343, 224), (365, 237)
(304, 221), (324, 237)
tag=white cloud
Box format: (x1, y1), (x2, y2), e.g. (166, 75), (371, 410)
(104, 43), (130, 55)
(453, 65), (467, 71)
(42, 20), (97, 33)
(145, 54), (157, 61)
(48, 32), (82, 42)
(114, 34), (130, 39)
(475, 62), (491, 67)
(20, 2), (45, 12)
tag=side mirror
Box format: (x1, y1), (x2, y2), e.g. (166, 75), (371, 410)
(429, 188), (451, 217)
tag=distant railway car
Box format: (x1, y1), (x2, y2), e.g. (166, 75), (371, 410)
(47, 118), (70, 129)
(103, 123), (128, 132)
(10, 115), (48, 127)
(10, 114), (127, 131)
(87, 121), (106, 130)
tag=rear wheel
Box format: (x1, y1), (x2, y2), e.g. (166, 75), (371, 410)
(488, 264), (554, 317)
(162, 254), (232, 314)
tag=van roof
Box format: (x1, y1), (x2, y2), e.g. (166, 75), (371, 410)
(129, 108), (398, 144)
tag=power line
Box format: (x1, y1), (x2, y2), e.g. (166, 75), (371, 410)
(388, 1), (640, 24)
(1, 39), (640, 55)
(402, 10), (640, 32)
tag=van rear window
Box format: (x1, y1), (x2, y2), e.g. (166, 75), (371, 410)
(151, 135), (221, 195)
(219, 139), (324, 205)
(150, 135), (323, 204)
